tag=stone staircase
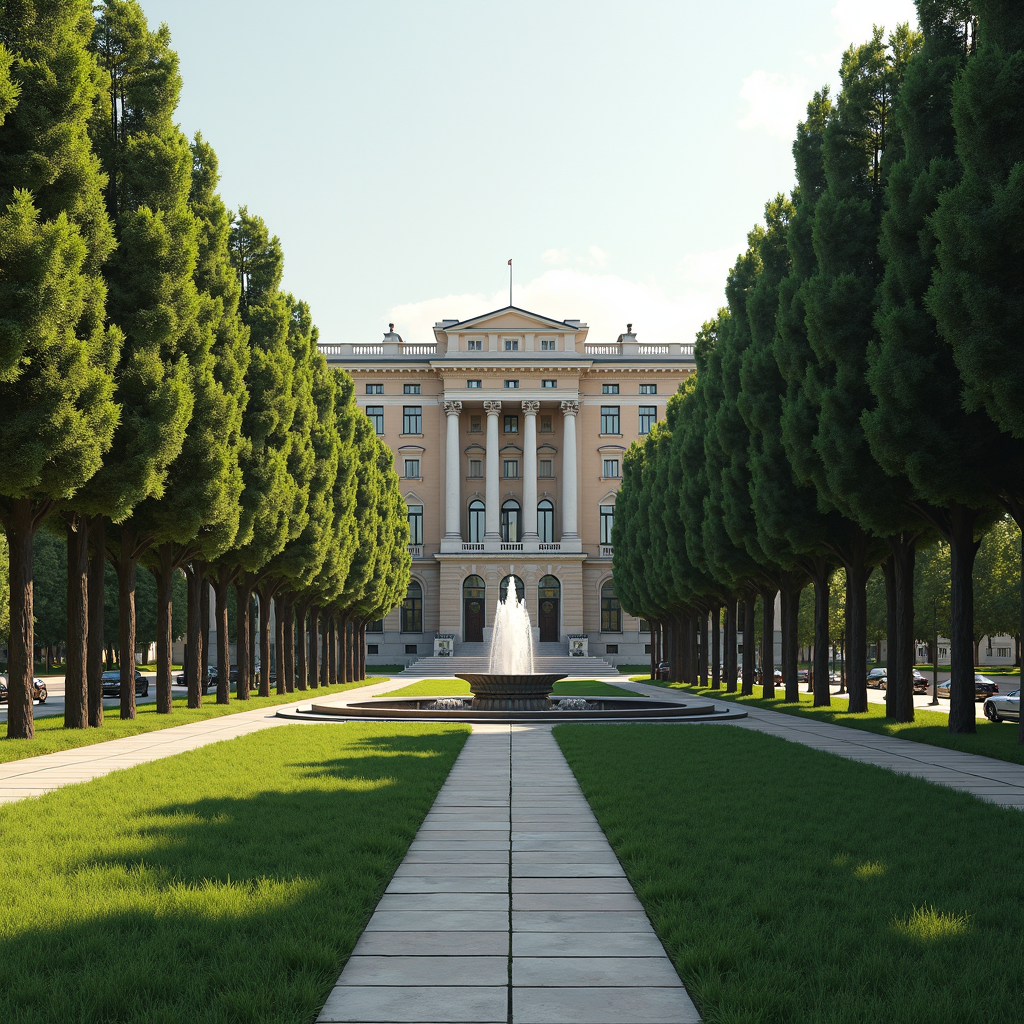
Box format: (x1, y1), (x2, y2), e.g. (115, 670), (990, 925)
(399, 640), (621, 677)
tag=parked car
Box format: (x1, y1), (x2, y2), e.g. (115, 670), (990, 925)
(983, 689), (1020, 723)
(174, 666), (217, 687)
(656, 661), (670, 681)
(866, 668), (887, 689)
(912, 670), (930, 694)
(0, 675), (48, 704)
(936, 674), (999, 702)
(100, 669), (149, 698)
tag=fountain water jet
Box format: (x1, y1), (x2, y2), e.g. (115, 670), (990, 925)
(456, 577), (565, 710)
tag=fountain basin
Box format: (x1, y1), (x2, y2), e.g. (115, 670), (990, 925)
(456, 673), (566, 711)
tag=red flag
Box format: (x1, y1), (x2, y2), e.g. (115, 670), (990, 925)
(508, 259), (512, 265)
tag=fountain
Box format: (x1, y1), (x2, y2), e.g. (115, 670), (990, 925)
(455, 578), (565, 711)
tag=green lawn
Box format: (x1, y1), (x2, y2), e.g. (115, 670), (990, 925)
(554, 723), (1024, 1024)
(0, 679), (390, 765)
(636, 678), (1024, 767)
(381, 678), (643, 698)
(0, 722), (469, 1024)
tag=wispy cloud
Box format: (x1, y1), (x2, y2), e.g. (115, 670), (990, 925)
(737, 70), (812, 139)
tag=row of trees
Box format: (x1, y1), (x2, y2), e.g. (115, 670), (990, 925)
(613, 0), (1023, 737)
(0, 0), (410, 739)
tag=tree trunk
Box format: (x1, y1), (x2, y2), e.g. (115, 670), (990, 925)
(948, 502), (982, 734)
(320, 615), (330, 686)
(741, 598), (756, 696)
(115, 526), (139, 720)
(295, 601), (308, 691)
(761, 588), (777, 699)
(4, 498), (37, 739)
(256, 588), (272, 698)
(698, 610), (709, 688)
(812, 562), (832, 707)
(151, 543), (175, 715)
(329, 615), (339, 685)
(282, 596), (295, 693)
(724, 597), (737, 693)
(845, 560), (869, 714)
(308, 606), (319, 688)
(782, 581), (801, 703)
(87, 516), (106, 727)
(883, 555), (897, 718)
(64, 513), (89, 730)
(184, 561), (203, 709)
(233, 579), (252, 701)
(358, 622), (367, 680)
(274, 594), (286, 695)
(199, 570), (210, 694)
(889, 533), (916, 724)
(711, 606), (721, 689)
(214, 565), (232, 704)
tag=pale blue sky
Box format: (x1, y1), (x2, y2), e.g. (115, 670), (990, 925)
(142, 0), (917, 346)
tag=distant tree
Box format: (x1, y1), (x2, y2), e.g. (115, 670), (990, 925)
(974, 517), (1020, 655)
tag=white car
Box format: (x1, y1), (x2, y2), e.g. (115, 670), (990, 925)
(983, 689), (1020, 723)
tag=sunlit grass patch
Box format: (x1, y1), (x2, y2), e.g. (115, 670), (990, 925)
(555, 723), (1024, 1024)
(0, 722), (468, 1024)
(382, 678), (640, 698)
(0, 678), (391, 765)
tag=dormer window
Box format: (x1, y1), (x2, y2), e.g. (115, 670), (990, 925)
(540, 338), (556, 351)
(468, 339), (482, 351)
(504, 380), (519, 389)
(504, 338), (519, 351)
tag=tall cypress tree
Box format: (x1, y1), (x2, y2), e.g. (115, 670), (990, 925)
(0, 0), (120, 738)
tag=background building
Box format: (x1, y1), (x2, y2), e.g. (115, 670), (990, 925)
(321, 305), (694, 666)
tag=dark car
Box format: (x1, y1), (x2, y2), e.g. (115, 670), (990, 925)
(936, 674), (999, 702)
(912, 670), (929, 694)
(657, 661), (670, 681)
(174, 665), (218, 687)
(866, 668), (887, 689)
(0, 675), (48, 704)
(101, 669), (149, 698)
(983, 689), (1020, 723)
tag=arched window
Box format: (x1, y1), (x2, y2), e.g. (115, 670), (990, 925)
(538, 499), (554, 542)
(538, 575), (560, 599)
(498, 574), (525, 603)
(401, 579), (423, 633)
(468, 500), (485, 542)
(463, 574), (485, 599)
(601, 580), (621, 633)
(501, 499), (521, 542)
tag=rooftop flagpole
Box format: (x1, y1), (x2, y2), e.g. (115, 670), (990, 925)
(508, 258), (512, 307)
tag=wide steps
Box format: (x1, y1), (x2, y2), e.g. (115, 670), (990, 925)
(398, 649), (621, 678)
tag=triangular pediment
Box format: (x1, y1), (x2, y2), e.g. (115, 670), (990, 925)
(447, 305), (580, 333)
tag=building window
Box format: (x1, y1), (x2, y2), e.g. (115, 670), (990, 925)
(367, 619), (384, 633)
(539, 415), (553, 433)
(540, 338), (556, 351)
(503, 459), (519, 478)
(600, 406), (620, 434)
(402, 406), (422, 434)
(501, 500), (521, 542)
(504, 380), (519, 389)
(367, 644), (379, 655)
(600, 504), (615, 544)
(997, 647), (1011, 657)
(606, 644), (618, 655)
(469, 415), (482, 432)
(401, 580), (422, 633)
(504, 415), (519, 433)
(640, 618), (650, 632)
(538, 499), (554, 542)
(601, 581), (622, 633)
(366, 405), (384, 434)
(404, 459), (420, 479)
(468, 459), (483, 478)
(939, 646), (948, 659)
(468, 339), (482, 351)
(468, 500), (485, 542)
(406, 504), (423, 545)
(538, 459), (553, 478)
(542, 379), (557, 388)
(639, 405), (657, 434)
(640, 383), (657, 395)
(500, 573), (525, 602)
(403, 383), (420, 395)
(405, 643), (418, 655)
(467, 379), (481, 388)
(602, 383), (619, 395)
(645, 643), (652, 654)
(603, 459), (620, 478)
(504, 338), (519, 351)
(366, 383), (383, 395)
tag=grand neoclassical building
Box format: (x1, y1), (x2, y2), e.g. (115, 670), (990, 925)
(320, 305), (694, 666)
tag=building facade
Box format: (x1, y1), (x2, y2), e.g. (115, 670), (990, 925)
(320, 306), (694, 666)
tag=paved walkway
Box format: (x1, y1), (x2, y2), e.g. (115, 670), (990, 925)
(317, 724), (701, 1024)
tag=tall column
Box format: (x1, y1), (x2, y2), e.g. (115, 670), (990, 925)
(443, 400), (463, 539)
(560, 400), (579, 538)
(484, 400), (502, 539)
(522, 400), (540, 539)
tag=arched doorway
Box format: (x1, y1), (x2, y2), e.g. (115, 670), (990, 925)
(538, 575), (560, 643)
(498, 574), (525, 605)
(501, 500), (521, 542)
(463, 575), (485, 642)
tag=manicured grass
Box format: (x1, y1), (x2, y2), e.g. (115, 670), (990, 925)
(382, 678), (643, 698)
(634, 677), (1024, 767)
(0, 679), (391, 765)
(616, 663), (652, 675)
(365, 664), (406, 674)
(0, 722), (469, 1024)
(554, 723), (1024, 1024)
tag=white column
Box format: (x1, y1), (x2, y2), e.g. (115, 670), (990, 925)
(443, 400), (462, 539)
(484, 400), (502, 539)
(522, 400), (540, 539)
(560, 400), (579, 538)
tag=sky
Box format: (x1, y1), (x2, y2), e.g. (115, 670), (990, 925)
(141, 0), (918, 347)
